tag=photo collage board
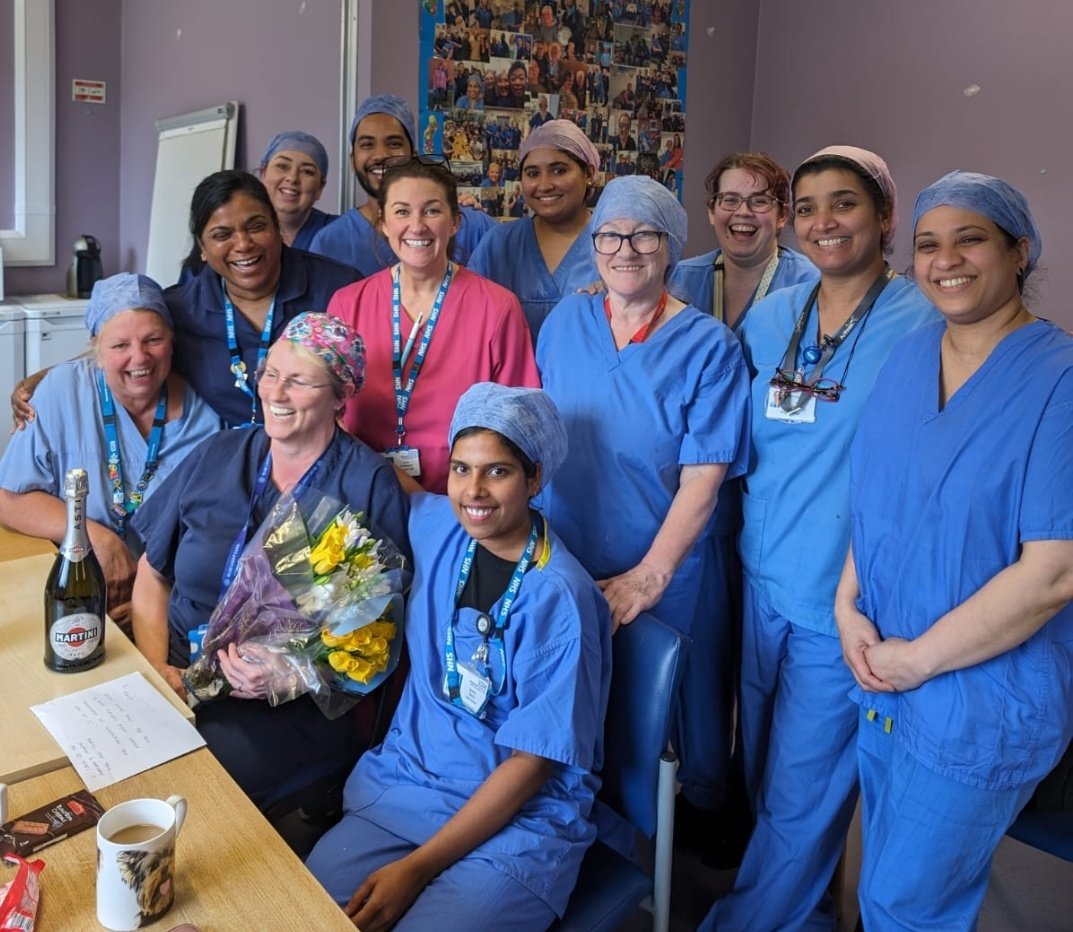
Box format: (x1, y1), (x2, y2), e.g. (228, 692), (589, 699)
(419, 0), (691, 221)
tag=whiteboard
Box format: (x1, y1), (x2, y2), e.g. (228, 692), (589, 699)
(146, 102), (239, 287)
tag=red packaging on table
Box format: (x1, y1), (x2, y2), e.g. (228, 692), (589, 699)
(0, 854), (45, 932)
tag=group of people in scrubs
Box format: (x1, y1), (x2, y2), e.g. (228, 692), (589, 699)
(2, 76), (1071, 928)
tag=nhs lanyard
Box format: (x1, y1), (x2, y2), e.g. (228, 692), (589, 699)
(218, 446), (324, 594)
(97, 372), (168, 539)
(391, 263), (453, 446)
(222, 282), (276, 425)
(444, 521), (539, 708)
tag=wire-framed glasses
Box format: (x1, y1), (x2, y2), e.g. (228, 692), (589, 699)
(712, 192), (780, 213)
(769, 368), (844, 403)
(592, 230), (667, 255)
(255, 363), (332, 393)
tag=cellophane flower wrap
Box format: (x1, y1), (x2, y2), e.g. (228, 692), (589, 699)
(183, 491), (406, 719)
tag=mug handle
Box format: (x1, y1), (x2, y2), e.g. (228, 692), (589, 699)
(166, 795), (187, 836)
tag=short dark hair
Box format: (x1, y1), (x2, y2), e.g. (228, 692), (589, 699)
(190, 170), (279, 242)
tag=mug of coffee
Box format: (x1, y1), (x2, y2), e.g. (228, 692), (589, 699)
(96, 795), (187, 931)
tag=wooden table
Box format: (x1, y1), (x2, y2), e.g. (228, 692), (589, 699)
(0, 554), (194, 785)
(0, 524), (54, 562)
(5, 750), (355, 931)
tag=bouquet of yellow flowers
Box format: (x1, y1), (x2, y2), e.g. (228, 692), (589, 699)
(183, 491), (407, 718)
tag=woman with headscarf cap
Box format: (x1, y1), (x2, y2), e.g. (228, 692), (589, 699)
(307, 383), (612, 932)
(257, 130), (338, 250)
(536, 173), (751, 855)
(469, 120), (602, 339)
(0, 273), (221, 628)
(700, 147), (937, 932)
(129, 312), (411, 812)
(835, 171), (1073, 929)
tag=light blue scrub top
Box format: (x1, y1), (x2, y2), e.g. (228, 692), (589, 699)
(738, 276), (937, 636)
(291, 207), (338, 252)
(849, 320), (1073, 789)
(537, 294), (750, 633)
(343, 493), (612, 917)
(0, 356), (221, 555)
(309, 205), (496, 278)
(669, 245), (819, 331)
(469, 215), (599, 341)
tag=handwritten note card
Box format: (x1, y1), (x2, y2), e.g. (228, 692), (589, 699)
(31, 673), (205, 790)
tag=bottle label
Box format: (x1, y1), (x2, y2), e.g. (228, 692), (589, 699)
(50, 613), (103, 661)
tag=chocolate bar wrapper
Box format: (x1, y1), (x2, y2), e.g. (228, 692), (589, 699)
(0, 789), (104, 857)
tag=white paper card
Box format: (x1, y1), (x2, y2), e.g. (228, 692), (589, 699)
(31, 672), (206, 790)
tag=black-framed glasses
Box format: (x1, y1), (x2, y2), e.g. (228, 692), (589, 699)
(712, 192), (780, 213)
(380, 154), (453, 173)
(592, 230), (667, 255)
(769, 368), (844, 403)
(255, 363), (332, 393)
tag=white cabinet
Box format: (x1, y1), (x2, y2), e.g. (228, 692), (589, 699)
(16, 295), (91, 374)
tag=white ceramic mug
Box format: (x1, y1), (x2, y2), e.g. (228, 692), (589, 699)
(96, 795), (187, 931)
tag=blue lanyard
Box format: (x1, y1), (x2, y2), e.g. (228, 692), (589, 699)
(97, 372), (168, 539)
(444, 520), (539, 708)
(391, 263), (453, 446)
(218, 443), (326, 594)
(222, 282), (276, 425)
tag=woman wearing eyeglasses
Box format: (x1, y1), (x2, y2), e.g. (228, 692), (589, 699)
(129, 313), (411, 812)
(537, 174), (750, 840)
(670, 152), (818, 330)
(326, 158), (539, 494)
(837, 172), (1073, 930)
(699, 147), (936, 932)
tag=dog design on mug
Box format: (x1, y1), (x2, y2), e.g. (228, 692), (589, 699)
(116, 843), (176, 925)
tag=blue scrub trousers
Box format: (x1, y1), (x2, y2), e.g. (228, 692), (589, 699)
(856, 710), (1035, 932)
(700, 581), (858, 932)
(306, 814), (558, 931)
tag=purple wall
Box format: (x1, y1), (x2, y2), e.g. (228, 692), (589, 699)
(5, 0), (121, 296)
(118, 0), (343, 277)
(752, 0), (1073, 328)
(0, 0), (14, 230)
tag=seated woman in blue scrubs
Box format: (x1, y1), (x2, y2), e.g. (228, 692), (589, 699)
(536, 174), (751, 866)
(306, 382), (612, 932)
(0, 273), (219, 630)
(257, 131), (338, 251)
(468, 119), (602, 340)
(129, 313), (411, 811)
(669, 151), (817, 331)
(837, 172), (1073, 930)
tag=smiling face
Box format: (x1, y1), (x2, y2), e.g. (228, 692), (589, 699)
(793, 168), (889, 281)
(509, 65), (527, 98)
(521, 147), (590, 226)
(198, 192), (283, 301)
(708, 167), (787, 269)
(96, 310), (173, 408)
(260, 149), (326, 223)
(257, 340), (343, 448)
(351, 113), (413, 198)
(380, 175), (460, 276)
(913, 205), (1027, 326)
(594, 218), (670, 305)
(448, 429), (540, 560)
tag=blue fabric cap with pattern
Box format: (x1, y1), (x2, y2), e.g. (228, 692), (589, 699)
(913, 170), (1041, 274)
(449, 383), (569, 489)
(590, 174), (687, 274)
(259, 131), (329, 178)
(349, 95), (416, 149)
(85, 273), (172, 336)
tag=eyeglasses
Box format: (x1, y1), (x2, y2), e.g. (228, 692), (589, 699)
(769, 368), (844, 403)
(256, 364), (332, 393)
(380, 154), (453, 173)
(712, 192), (780, 213)
(592, 230), (667, 255)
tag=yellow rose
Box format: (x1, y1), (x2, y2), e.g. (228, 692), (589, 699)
(346, 657), (375, 684)
(328, 650), (356, 673)
(321, 631), (348, 649)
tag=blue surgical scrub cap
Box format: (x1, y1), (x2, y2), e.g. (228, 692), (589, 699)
(349, 95), (416, 150)
(591, 174), (687, 274)
(913, 170), (1041, 275)
(259, 131), (329, 179)
(449, 383), (569, 490)
(85, 273), (172, 337)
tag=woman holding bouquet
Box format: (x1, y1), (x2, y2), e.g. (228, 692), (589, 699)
(130, 313), (410, 811)
(307, 383), (612, 932)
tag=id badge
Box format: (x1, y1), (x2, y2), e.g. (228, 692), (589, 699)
(384, 445), (422, 477)
(456, 662), (492, 718)
(765, 384), (817, 424)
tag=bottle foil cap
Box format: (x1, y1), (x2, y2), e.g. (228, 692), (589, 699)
(63, 468), (89, 499)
